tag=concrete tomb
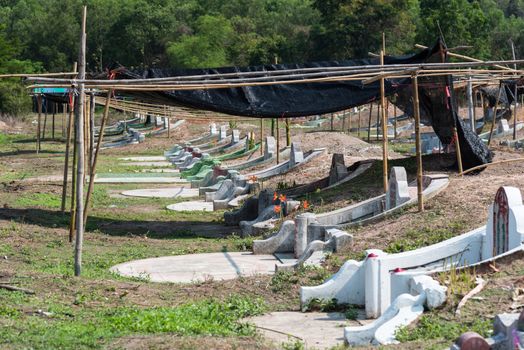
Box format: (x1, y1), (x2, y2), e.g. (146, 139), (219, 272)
(300, 186), (524, 346)
(219, 125), (227, 140)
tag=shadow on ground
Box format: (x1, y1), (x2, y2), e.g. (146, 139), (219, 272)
(0, 207), (238, 239)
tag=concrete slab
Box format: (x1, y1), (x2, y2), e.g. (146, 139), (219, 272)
(166, 201), (214, 211)
(121, 161), (173, 167)
(121, 188), (199, 198)
(94, 176), (188, 184)
(247, 311), (362, 349)
(142, 169), (179, 173)
(110, 252), (281, 283)
(119, 156), (166, 161)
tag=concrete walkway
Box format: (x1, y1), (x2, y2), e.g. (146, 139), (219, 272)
(122, 188), (198, 198)
(94, 176), (188, 184)
(166, 201), (214, 211)
(119, 156), (167, 161)
(248, 311), (367, 349)
(110, 252), (281, 283)
(121, 161), (173, 167)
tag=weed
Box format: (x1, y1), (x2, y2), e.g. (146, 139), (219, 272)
(395, 314), (492, 342)
(281, 338), (305, 350)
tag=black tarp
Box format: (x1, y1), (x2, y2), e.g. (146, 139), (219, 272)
(108, 39), (492, 169)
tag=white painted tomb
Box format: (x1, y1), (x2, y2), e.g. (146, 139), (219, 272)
(300, 186), (524, 346)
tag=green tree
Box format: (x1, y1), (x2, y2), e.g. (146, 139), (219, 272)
(310, 0), (419, 60)
(167, 15), (233, 68)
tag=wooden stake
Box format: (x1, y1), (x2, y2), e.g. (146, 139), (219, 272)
(62, 103), (66, 137)
(285, 118), (290, 146)
(36, 95), (42, 153)
(276, 118), (280, 164)
(74, 5), (87, 277)
(412, 74), (424, 212)
(84, 89), (112, 227)
(330, 113), (334, 131)
(380, 50), (388, 193)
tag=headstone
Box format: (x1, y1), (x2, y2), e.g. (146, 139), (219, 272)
(219, 125), (227, 140)
(454, 332), (490, 350)
(385, 167), (410, 210)
(328, 154), (348, 186)
(164, 117), (169, 129)
(210, 123), (218, 135)
(497, 119), (510, 134)
(231, 129), (240, 144)
(264, 136), (276, 160)
(289, 142), (304, 166)
(483, 186), (524, 260)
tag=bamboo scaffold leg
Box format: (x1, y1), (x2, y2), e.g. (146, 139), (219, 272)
(412, 74), (424, 212)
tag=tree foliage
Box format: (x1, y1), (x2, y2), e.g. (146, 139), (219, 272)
(0, 0), (524, 116)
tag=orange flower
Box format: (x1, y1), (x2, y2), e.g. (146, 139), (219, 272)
(274, 205), (281, 214)
(249, 175), (258, 182)
(279, 194), (287, 202)
(302, 200), (310, 210)
(273, 192), (278, 202)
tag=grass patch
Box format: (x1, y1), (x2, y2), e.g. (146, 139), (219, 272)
(0, 293), (265, 350)
(14, 192), (62, 209)
(395, 313), (492, 343)
(385, 219), (467, 253)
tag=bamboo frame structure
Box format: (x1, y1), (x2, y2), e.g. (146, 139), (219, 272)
(412, 73), (424, 212)
(380, 50), (388, 193)
(84, 89), (112, 227)
(74, 5), (87, 277)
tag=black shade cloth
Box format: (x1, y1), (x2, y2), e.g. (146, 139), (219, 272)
(106, 39), (492, 169)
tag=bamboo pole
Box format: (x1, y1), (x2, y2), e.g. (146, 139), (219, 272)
(84, 89), (112, 227)
(460, 157), (524, 176)
(43, 101), (47, 140)
(393, 102), (397, 139)
(52, 103), (56, 140)
(380, 50), (388, 193)
(375, 104), (380, 141)
(511, 40), (518, 141)
(69, 110), (77, 243)
(412, 73), (424, 212)
(60, 62), (77, 213)
(89, 93), (95, 169)
(260, 118), (264, 155)
(367, 103), (373, 142)
(357, 108), (361, 137)
(285, 118), (290, 146)
(36, 94), (42, 153)
(487, 84), (503, 145)
(467, 70), (474, 132)
(61, 98), (74, 213)
(74, 5), (87, 277)
(62, 103), (66, 137)
(276, 118), (280, 164)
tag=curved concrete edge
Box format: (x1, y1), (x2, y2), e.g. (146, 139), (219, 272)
(239, 206), (278, 237)
(247, 148), (326, 181)
(253, 220), (296, 254)
(344, 293), (425, 346)
(322, 160), (375, 192)
(300, 259), (365, 310)
(276, 228), (353, 272)
(277, 240), (329, 273)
